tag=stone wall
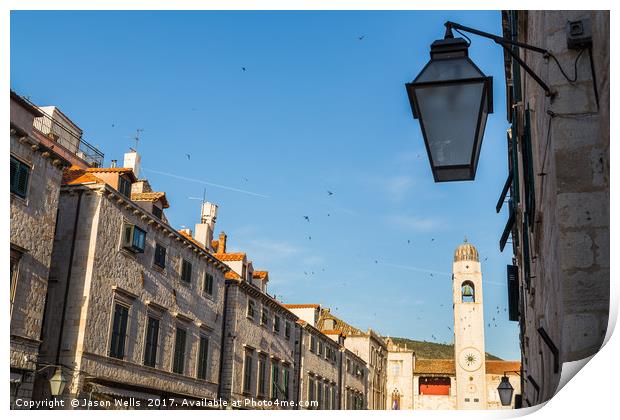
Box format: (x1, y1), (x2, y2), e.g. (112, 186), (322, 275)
(298, 326), (340, 409)
(35, 184), (227, 404)
(505, 10), (609, 406)
(10, 96), (65, 407)
(219, 281), (299, 409)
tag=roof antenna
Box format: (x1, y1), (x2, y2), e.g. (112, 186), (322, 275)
(129, 128), (144, 151)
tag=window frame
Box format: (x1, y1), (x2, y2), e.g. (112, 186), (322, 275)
(203, 272), (214, 296)
(109, 301), (130, 359)
(10, 155), (31, 199)
(143, 315), (160, 368)
(153, 243), (167, 269)
(247, 299), (256, 320)
(196, 335), (210, 380)
(243, 349), (254, 395)
(180, 259), (192, 284)
(122, 223), (146, 253)
(172, 325), (188, 374)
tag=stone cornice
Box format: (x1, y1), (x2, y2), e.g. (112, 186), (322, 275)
(10, 125), (71, 169)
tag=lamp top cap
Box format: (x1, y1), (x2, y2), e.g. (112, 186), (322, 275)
(430, 37), (469, 58)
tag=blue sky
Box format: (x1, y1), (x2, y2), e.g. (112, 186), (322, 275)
(11, 10), (519, 360)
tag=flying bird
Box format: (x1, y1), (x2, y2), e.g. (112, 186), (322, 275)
(303, 216), (310, 222)
(327, 190), (334, 195)
(308, 236), (312, 240)
(357, 35), (365, 40)
(186, 154), (191, 160)
(241, 67), (247, 71)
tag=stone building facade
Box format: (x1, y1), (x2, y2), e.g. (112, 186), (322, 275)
(284, 304), (368, 410)
(296, 321), (340, 409)
(33, 162), (230, 407)
(10, 91), (71, 407)
(500, 10), (609, 406)
(412, 359), (521, 410)
(212, 234), (300, 409)
(385, 337), (414, 410)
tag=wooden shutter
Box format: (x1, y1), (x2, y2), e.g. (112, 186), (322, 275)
(507, 265), (520, 321)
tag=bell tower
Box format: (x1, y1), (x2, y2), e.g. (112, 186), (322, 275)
(452, 238), (486, 409)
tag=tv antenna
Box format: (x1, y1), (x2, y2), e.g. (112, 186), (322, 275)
(128, 128), (144, 150)
(188, 187), (207, 205)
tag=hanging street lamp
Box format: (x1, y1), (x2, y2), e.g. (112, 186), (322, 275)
(49, 366), (67, 397)
(406, 21), (557, 183)
(497, 374), (515, 406)
(405, 28), (493, 182)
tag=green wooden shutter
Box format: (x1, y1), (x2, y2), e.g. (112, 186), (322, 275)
(523, 106), (536, 226)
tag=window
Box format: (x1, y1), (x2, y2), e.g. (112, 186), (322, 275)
(391, 361), (402, 376)
(258, 354), (267, 396)
(261, 308), (269, 327)
(247, 299), (256, 319)
(282, 367), (290, 400)
(181, 259), (192, 283)
(331, 384), (337, 410)
(285, 322), (291, 339)
(109, 303), (129, 359)
(346, 359), (351, 373)
(172, 326), (187, 374)
(197, 335), (209, 380)
(143, 316), (160, 367)
(308, 377), (315, 405)
(122, 224), (146, 253)
(243, 350), (254, 394)
(153, 243), (166, 268)
(461, 281), (475, 303)
(204, 272), (214, 295)
(316, 378), (323, 409)
(118, 176), (132, 197)
(152, 205), (163, 219)
(318, 340), (324, 357)
(10, 156), (30, 198)
(271, 361), (280, 399)
(274, 315), (280, 333)
(310, 336), (317, 353)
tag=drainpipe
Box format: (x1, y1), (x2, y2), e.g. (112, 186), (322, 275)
(55, 190), (83, 366)
(294, 324), (302, 409)
(217, 281), (230, 402)
(337, 348), (343, 410)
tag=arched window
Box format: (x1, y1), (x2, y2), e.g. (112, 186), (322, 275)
(461, 281), (475, 303)
(391, 389), (401, 410)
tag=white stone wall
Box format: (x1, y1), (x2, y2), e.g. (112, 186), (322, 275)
(341, 349), (367, 409)
(386, 350), (414, 410)
(298, 326), (340, 409)
(36, 185), (227, 404)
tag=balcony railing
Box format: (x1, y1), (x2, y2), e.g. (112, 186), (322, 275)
(31, 106), (104, 167)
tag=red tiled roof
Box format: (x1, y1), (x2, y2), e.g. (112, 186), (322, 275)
(414, 359), (455, 375)
(213, 252), (246, 261)
(86, 167), (137, 181)
(62, 166), (103, 186)
(321, 329), (345, 337)
(485, 360), (521, 375)
(252, 271), (269, 280)
(225, 270), (242, 280)
(282, 304), (320, 309)
(413, 359), (521, 375)
(131, 192), (170, 208)
(211, 240), (219, 250)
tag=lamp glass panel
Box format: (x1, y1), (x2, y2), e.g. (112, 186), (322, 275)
(415, 81), (484, 167)
(415, 57), (484, 83)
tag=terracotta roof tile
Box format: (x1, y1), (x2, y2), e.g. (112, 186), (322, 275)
(321, 329), (345, 336)
(485, 360), (521, 375)
(211, 240), (219, 250)
(282, 304), (320, 309)
(86, 167), (137, 181)
(414, 359), (455, 375)
(131, 192), (170, 208)
(252, 271), (269, 280)
(212, 252), (246, 262)
(62, 166), (103, 186)
(225, 270), (242, 280)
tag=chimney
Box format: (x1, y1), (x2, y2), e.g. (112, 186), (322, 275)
(194, 201), (218, 250)
(217, 232), (227, 254)
(110, 159), (117, 168)
(123, 149), (141, 178)
(179, 228), (192, 238)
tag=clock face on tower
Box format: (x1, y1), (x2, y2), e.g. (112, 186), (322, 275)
(458, 347), (483, 372)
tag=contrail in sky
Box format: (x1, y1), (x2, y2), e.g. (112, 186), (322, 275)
(142, 168), (270, 198)
(382, 262), (504, 286)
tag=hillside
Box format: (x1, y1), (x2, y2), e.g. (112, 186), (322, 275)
(387, 337), (502, 360)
